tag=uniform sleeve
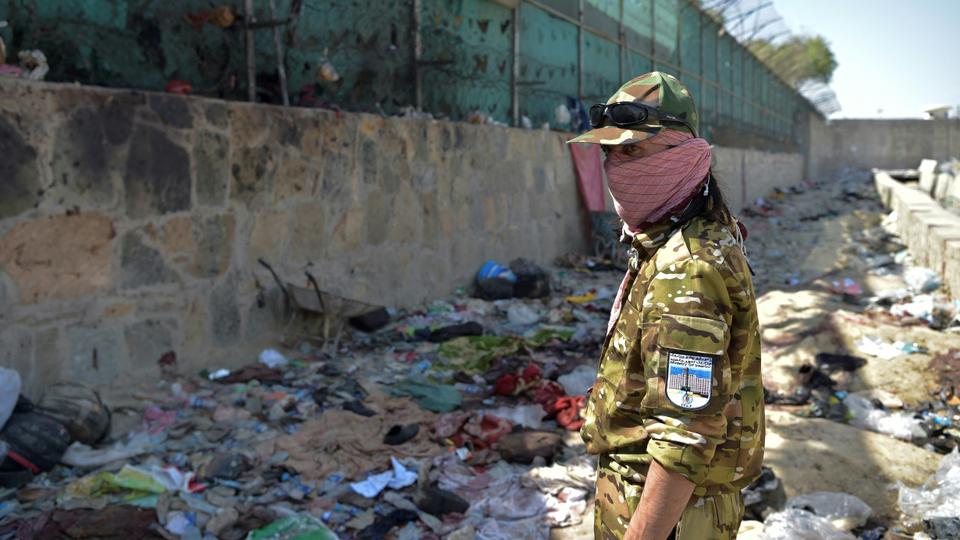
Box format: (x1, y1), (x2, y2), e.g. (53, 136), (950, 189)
(642, 258), (733, 485)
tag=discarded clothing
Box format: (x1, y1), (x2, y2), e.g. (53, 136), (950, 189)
(383, 379), (462, 413)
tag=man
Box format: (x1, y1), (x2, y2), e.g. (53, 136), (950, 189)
(569, 71), (765, 540)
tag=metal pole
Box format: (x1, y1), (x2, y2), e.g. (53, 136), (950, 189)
(650, 0), (655, 69)
(245, 0), (256, 102)
(577, 0), (584, 100)
(618, 0), (624, 82)
(512, 3), (521, 126)
(413, 0), (422, 111)
(268, 0), (289, 106)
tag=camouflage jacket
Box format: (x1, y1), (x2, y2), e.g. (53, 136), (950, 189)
(581, 216), (765, 497)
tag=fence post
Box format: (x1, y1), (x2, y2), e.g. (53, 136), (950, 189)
(578, 0), (584, 101)
(512, 3), (521, 126)
(413, 0), (422, 111)
(618, 0), (624, 83)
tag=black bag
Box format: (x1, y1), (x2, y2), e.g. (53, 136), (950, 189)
(0, 411), (71, 472)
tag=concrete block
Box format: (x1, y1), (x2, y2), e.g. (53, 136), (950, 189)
(918, 159), (938, 194)
(124, 124), (192, 216)
(934, 173), (955, 203)
(0, 213), (114, 303)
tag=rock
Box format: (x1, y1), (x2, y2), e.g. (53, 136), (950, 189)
(496, 431), (562, 464)
(205, 507), (238, 536)
(414, 486), (470, 516)
(124, 124), (191, 216)
(200, 452), (250, 481)
(0, 213), (114, 303)
(763, 410), (941, 520)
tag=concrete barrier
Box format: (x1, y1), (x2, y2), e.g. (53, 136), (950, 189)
(874, 171), (960, 299)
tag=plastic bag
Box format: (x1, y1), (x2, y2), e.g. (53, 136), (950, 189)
(763, 508), (856, 540)
(507, 304), (540, 326)
(904, 266), (941, 293)
(0, 367), (21, 430)
(786, 492), (872, 530)
(843, 394), (926, 440)
(557, 365), (595, 397)
(259, 349), (289, 369)
(898, 447), (960, 519)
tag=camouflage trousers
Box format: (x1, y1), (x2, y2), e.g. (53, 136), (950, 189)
(594, 458), (744, 540)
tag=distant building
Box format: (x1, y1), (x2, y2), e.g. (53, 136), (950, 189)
(668, 367), (711, 396)
(924, 105), (952, 120)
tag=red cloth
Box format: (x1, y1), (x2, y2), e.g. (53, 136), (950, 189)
(604, 129), (711, 231)
(570, 143), (606, 212)
(494, 362), (544, 397)
(554, 396), (587, 430)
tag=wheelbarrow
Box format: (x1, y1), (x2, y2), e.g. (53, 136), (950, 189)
(258, 258), (382, 353)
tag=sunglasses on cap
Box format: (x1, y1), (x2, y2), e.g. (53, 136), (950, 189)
(589, 102), (697, 137)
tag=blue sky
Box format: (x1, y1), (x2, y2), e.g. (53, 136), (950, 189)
(773, 0), (960, 118)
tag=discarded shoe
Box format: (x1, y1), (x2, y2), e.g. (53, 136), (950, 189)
(383, 424), (420, 445)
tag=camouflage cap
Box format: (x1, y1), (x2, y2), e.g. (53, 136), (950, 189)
(567, 71), (699, 145)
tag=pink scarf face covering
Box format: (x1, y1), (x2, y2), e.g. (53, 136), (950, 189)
(603, 129), (712, 233)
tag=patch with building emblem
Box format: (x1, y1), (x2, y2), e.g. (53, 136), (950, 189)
(664, 350), (714, 410)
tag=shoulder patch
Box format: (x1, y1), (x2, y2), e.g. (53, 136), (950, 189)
(664, 349), (714, 410)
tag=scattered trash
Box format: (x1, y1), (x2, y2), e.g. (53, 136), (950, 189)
(898, 448), (960, 520)
(904, 266), (942, 294)
(785, 492), (872, 531)
(0, 367), (21, 430)
(383, 378), (462, 413)
(349, 457), (418, 498)
(259, 348), (290, 368)
(829, 278), (863, 296)
(507, 303), (540, 326)
(844, 394), (926, 440)
(557, 365), (594, 396)
(36, 382), (110, 446)
(855, 336), (907, 359)
(475, 260), (517, 300)
(762, 508), (856, 539)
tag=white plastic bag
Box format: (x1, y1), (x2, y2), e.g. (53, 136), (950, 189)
(904, 266), (941, 293)
(898, 447), (960, 519)
(259, 348), (289, 368)
(0, 367), (21, 430)
(763, 508), (856, 540)
(507, 304), (540, 326)
(557, 366), (595, 397)
(786, 492), (872, 531)
(843, 394), (926, 440)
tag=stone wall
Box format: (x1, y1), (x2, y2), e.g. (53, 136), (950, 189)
(0, 78), (589, 397)
(811, 119), (960, 178)
(0, 77), (811, 397)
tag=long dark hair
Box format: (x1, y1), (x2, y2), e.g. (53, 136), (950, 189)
(702, 170), (732, 224)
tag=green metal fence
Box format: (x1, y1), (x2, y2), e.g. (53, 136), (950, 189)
(419, 0), (818, 150)
(0, 0), (817, 150)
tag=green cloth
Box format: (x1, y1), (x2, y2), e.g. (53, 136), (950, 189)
(246, 515), (338, 540)
(383, 379), (462, 412)
(437, 335), (522, 372)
